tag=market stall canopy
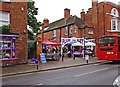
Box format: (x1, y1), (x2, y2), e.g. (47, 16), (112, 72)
(42, 38), (60, 46)
(72, 42), (83, 46)
(85, 42), (96, 46)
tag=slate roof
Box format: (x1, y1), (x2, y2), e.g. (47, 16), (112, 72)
(43, 15), (90, 32)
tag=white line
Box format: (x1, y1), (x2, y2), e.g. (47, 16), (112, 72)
(74, 68), (109, 77)
(37, 83), (43, 85)
(93, 64), (99, 65)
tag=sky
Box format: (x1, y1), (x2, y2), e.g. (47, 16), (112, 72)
(33, 0), (120, 23)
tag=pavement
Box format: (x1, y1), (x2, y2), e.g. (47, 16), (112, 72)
(1, 56), (106, 77)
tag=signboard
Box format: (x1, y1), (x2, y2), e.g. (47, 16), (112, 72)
(40, 53), (47, 64)
(61, 38), (84, 45)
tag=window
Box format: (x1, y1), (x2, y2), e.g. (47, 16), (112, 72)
(111, 8), (119, 31)
(111, 8), (118, 17)
(65, 26), (68, 35)
(111, 20), (116, 30)
(52, 30), (56, 37)
(74, 28), (76, 33)
(0, 11), (10, 27)
(119, 37), (120, 51)
(69, 25), (72, 34)
(88, 30), (93, 34)
(0, 0), (10, 2)
(117, 20), (120, 31)
(98, 36), (115, 46)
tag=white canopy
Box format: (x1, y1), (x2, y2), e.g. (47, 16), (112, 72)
(85, 42), (96, 46)
(72, 42), (83, 46)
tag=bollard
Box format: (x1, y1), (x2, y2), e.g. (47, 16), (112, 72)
(35, 59), (39, 70)
(73, 54), (75, 60)
(62, 53), (64, 61)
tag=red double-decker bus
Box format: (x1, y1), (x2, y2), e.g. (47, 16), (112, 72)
(97, 35), (120, 61)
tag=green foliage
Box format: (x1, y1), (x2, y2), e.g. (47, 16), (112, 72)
(28, 41), (36, 59)
(28, 0), (41, 33)
(0, 25), (10, 34)
(28, 30), (34, 40)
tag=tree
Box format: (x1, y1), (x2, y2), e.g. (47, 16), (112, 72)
(28, 0), (41, 33)
(0, 25), (10, 34)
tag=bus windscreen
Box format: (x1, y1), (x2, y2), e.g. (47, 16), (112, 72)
(98, 36), (115, 46)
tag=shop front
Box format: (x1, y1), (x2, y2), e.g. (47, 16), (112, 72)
(0, 33), (19, 66)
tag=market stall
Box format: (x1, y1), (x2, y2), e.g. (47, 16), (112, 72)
(42, 38), (61, 60)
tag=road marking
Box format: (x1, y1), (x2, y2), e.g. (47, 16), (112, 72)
(93, 64), (99, 65)
(74, 68), (109, 77)
(37, 83), (43, 85)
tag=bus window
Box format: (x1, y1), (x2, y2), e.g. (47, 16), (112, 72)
(118, 37), (120, 51)
(98, 36), (115, 46)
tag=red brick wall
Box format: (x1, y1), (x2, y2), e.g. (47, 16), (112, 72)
(43, 31), (52, 40)
(1, 1), (28, 64)
(83, 2), (120, 39)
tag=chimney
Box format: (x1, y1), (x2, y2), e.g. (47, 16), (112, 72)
(43, 18), (49, 27)
(80, 9), (85, 21)
(41, 18), (49, 34)
(64, 8), (70, 20)
(92, 0), (98, 7)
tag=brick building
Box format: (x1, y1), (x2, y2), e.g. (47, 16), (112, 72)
(37, 8), (93, 42)
(0, 0), (28, 65)
(82, 0), (120, 39)
(36, 0), (120, 59)
(36, 8), (93, 59)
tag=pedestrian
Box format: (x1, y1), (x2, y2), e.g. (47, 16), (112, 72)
(85, 51), (89, 64)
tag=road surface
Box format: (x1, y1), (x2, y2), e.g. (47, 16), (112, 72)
(2, 61), (120, 86)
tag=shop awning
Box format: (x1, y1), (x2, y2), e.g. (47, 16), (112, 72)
(42, 38), (60, 46)
(72, 42), (83, 46)
(85, 42), (96, 46)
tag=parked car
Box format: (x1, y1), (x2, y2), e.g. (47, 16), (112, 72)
(113, 75), (120, 87)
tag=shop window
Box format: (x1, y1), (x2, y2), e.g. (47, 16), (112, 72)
(0, 11), (10, 27)
(0, 36), (17, 60)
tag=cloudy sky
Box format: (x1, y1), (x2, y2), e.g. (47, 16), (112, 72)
(33, 0), (120, 23)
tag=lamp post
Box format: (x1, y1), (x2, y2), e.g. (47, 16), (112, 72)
(83, 34), (85, 58)
(82, 24), (87, 58)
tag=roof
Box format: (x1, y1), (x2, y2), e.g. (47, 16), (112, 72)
(100, 1), (120, 8)
(43, 15), (89, 32)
